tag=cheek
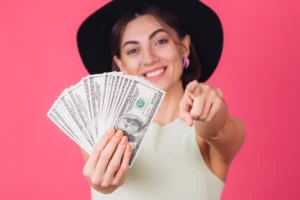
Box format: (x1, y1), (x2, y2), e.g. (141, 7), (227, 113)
(164, 53), (183, 74)
(123, 59), (141, 74)
(160, 47), (182, 66)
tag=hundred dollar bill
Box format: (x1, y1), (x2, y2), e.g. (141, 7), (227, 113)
(55, 91), (81, 133)
(102, 73), (111, 132)
(59, 91), (94, 147)
(108, 77), (133, 125)
(105, 72), (122, 123)
(110, 74), (151, 124)
(55, 98), (93, 152)
(108, 75), (125, 123)
(109, 74), (123, 111)
(48, 105), (80, 144)
(68, 82), (95, 144)
(47, 102), (93, 154)
(82, 77), (93, 126)
(88, 74), (105, 138)
(110, 79), (165, 167)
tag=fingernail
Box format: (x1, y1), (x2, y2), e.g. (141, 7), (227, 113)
(107, 128), (115, 135)
(121, 136), (127, 144)
(126, 144), (132, 152)
(116, 130), (123, 137)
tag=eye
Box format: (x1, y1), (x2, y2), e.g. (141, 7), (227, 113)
(127, 48), (139, 55)
(155, 39), (168, 45)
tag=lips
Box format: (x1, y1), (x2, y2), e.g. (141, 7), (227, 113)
(143, 67), (166, 78)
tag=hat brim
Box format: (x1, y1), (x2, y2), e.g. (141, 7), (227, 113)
(77, 0), (223, 82)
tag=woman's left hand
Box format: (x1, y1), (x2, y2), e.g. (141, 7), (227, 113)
(179, 80), (223, 126)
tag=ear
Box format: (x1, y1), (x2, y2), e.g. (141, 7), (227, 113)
(113, 55), (127, 73)
(181, 34), (191, 57)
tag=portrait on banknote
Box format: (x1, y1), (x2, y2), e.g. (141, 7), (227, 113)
(114, 113), (145, 150)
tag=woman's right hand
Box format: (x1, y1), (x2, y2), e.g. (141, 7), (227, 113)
(83, 128), (132, 194)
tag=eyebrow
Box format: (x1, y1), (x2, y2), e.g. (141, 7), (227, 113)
(122, 28), (167, 48)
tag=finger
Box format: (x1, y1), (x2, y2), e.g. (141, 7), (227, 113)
(179, 95), (194, 126)
(83, 128), (115, 175)
(101, 136), (128, 187)
(206, 98), (222, 121)
(190, 94), (206, 120)
(180, 110), (194, 127)
(216, 88), (223, 98)
(199, 91), (215, 120)
(179, 92), (193, 111)
(93, 130), (124, 182)
(111, 144), (132, 186)
(185, 80), (198, 98)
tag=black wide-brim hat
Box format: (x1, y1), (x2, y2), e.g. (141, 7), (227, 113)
(77, 0), (223, 82)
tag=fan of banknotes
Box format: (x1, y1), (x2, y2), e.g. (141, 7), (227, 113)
(47, 72), (165, 166)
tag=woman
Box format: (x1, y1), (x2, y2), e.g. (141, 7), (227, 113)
(77, 0), (245, 199)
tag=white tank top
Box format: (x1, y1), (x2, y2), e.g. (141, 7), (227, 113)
(91, 118), (224, 200)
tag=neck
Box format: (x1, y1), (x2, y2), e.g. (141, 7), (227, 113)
(154, 80), (184, 125)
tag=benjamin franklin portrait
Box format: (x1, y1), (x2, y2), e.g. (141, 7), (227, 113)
(114, 114), (145, 149)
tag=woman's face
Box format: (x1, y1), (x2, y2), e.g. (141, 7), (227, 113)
(114, 14), (190, 91)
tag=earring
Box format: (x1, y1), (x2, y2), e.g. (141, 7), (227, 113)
(183, 57), (190, 68)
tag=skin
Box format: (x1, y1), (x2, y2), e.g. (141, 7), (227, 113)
(114, 16), (188, 91)
(82, 14), (246, 194)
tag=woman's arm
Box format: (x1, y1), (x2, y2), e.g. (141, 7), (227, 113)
(194, 99), (246, 164)
(179, 81), (246, 165)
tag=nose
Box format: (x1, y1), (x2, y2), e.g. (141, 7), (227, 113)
(142, 48), (158, 66)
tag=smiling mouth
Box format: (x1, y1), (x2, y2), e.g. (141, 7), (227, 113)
(144, 67), (166, 78)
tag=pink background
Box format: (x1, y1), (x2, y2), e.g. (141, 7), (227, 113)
(1, 0), (299, 199)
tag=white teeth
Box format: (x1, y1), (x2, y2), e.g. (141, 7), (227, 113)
(145, 68), (165, 78)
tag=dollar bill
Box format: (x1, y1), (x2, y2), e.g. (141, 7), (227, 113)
(102, 73), (110, 132)
(106, 72), (121, 122)
(109, 75), (123, 116)
(82, 77), (93, 126)
(47, 102), (93, 154)
(110, 79), (165, 167)
(47, 72), (165, 167)
(88, 74), (105, 138)
(59, 91), (94, 147)
(68, 82), (95, 144)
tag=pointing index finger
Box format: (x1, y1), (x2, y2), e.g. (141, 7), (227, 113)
(185, 80), (198, 99)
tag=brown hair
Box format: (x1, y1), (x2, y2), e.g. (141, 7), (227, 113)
(109, 5), (201, 89)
